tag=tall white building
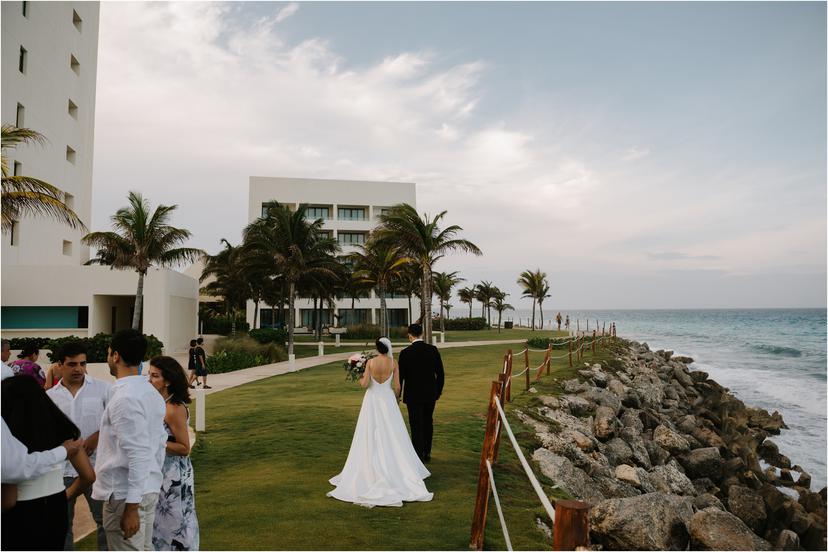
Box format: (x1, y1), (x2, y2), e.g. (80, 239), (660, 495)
(247, 176), (420, 330)
(1, 1), (197, 352)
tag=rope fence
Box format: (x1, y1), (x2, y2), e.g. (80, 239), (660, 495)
(470, 323), (618, 550)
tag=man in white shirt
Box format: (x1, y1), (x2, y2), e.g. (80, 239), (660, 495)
(47, 341), (111, 550)
(91, 330), (166, 551)
(1, 339), (13, 380)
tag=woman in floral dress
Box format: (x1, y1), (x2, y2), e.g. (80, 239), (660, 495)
(148, 356), (200, 550)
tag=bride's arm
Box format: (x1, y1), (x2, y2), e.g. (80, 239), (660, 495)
(392, 360), (401, 398)
(359, 359), (371, 388)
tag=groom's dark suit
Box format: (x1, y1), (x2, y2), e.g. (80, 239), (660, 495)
(398, 339), (445, 462)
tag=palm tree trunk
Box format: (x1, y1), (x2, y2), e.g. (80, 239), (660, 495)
(531, 298), (536, 331)
(497, 310), (502, 334)
(379, 286), (388, 336)
(253, 299), (260, 330)
(407, 294), (412, 326)
(468, 301), (472, 320)
(421, 261), (432, 342)
(539, 302), (543, 330)
(132, 271), (145, 330)
(288, 282), (296, 357)
(440, 298), (445, 333)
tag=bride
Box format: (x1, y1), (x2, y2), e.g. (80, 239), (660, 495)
(327, 337), (434, 507)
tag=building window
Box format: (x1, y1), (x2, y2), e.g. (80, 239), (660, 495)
(70, 54), (80, 75)
(10, 221), (19, 246)
(13, 161), (22, 176)
(22, 1), (27, 17)
(338, 207), (366, 221)
(64, 192), (74, 209)
(66, 146), (76, 164)
(68, 98), (78, 119)
(15, 103), (25, 127)
(261, 201), (277, 218)
(19, 46), (27, 74)
(338, 232), (366, 245)
(305, 206), (330, 220)
(72, 9), (82, 32)
(299, 309), (332, 328)
(319, 230), (333, 240)
(338, 309), (371, 326)
(62, 240), (73, 256)
(375, 207), (393, 219)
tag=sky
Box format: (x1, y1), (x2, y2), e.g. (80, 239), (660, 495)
(91, 1), (827, 310)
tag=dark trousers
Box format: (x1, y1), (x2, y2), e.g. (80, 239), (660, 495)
(406, 401), (436, 461)
(2, 490), (68, 550)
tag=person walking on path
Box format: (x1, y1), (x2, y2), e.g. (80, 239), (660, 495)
(147, 357), (200, 550)
(398, 323), (445, 463)
(565, 315), (570, 333)
(92, 330), (167, 551)
(46, 341), (111, 551)
(195, 338), (209, 390)
(556, 312), (562, 331)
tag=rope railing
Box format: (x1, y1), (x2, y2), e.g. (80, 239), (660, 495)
(470, 324), (617, 550)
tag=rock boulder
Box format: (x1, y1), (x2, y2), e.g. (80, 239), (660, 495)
(590, 492), (693, 551)
(688, 508), (772, 550)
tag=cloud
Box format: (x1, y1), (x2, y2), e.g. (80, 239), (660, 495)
(648, 252), (722, 261)
(622, 146), (651, 161)
(274, 2), (299, 23)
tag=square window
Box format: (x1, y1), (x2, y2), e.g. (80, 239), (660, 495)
(70, 54), (80, 75)
(13, 161), (22, 176)
(66, 146), (76, 164)
(72, 9), (82, 32)
(68, 99), (78, 119)
(22, 1), (27, 17)
(10, 221), (19, 246)
(16, 103), (25, 127)
(64, 193), (74, 210)
(19, 46), (27, 73)
(62, 240), (73, 256)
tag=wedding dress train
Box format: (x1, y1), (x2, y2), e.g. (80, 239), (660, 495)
(328, 355), (433, 507)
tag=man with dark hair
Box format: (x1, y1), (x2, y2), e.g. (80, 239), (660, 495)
(47, 341), (111, 550)
(195, 337), (209, 389)
(92, 329), (166, 550)
(398, 323), (445, 463)
(1, 339), (12, 379)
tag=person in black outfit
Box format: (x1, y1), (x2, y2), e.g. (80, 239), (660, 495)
(398, 323), (444, 463)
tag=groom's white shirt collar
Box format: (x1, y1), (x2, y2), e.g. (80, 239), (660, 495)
(412, 338), (423, 343)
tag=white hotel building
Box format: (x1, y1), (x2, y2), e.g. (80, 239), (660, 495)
(1, 1), (198, 352)
(247, 177), (420, 330)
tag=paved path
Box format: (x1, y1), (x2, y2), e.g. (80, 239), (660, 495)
(74, 338), (525, 543)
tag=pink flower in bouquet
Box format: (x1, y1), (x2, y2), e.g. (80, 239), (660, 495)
(348, 353), (362, 365)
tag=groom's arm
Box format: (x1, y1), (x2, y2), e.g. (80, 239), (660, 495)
(434, 348), (444, 400)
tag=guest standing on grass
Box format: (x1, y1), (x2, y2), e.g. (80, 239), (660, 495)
(1, 376), (96, 550)
(147, 356), (200, 551)
(195, 338), (209, 390)
(187, 340), (199, 388)
(92, 329), (167, 551)
(46, 341), (111, 550)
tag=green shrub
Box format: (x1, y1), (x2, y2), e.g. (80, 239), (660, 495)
(203, 315), (250, 335)
(343, 324), (408, 340)
(209, 335), (286, 373)
(9, 333), (164, 362)
(442, 317), (488, 331)
(249, 327), (288, 344)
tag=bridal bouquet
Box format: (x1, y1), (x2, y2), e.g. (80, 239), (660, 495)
(343, 351), (376, 382)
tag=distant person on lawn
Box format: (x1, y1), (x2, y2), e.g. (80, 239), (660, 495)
(556, 312), (562, 331)
(46, 341), (111, 550)
(92, 329), (167, 551)
(195, 338), (209, 389)
(187, 340), (199, 388)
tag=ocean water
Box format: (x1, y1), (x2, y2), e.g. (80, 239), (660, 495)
(510, 308), (827, 490)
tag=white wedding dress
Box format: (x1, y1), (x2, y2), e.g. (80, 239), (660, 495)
(328, 341), (433, 507)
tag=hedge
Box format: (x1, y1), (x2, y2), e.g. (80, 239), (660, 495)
(442, 317), (488, 331)
(8, 333), (164, 362)
(202, 316), (250, 335)
(342, 324), (408, 340)
(248, 327), (288, 344)
(206, 336), (287, 373)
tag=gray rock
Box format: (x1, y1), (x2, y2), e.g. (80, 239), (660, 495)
(593, 406), (617, 441)
(537, 406), (593, 436)
(680, 447), (722, 479)
(654, 424), (690, 454)
(632, 373), (665, 408)
(590, 493), (693, 550)
(673, 355), (694, 364)
(618, 427), (652, 470)
(650, 459), (696, 496)
(645, 440), (671, 466)
(673, 365), (694, 387)
(602, 437), (635, 467)
(620, 409), (644, 432)
(607, 378), (626, 397)
(597, 475), (641, 498)
(694, 493), (725, 511)
(531, 448), (604, 503)
(562, 395), (595, 417)
(615, 464), (641, 487)
(582, 387), (622, 415)
(563, 378), (589, 394)
(775, 529), (799, 551)
(727, 486), (767, 533)
(677, 414), (698, 434)
(688, 508), (773, 550)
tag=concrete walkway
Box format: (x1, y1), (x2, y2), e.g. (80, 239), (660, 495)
(74, 338), (525, 544)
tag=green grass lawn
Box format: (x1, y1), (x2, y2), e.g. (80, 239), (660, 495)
(76, 340), (619, 550)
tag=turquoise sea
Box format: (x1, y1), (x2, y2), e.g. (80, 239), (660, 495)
(513, 308), (827, 490)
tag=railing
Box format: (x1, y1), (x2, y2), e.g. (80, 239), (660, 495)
(470, 326), (617, 550)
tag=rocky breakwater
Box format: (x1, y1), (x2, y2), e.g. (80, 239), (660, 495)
(519, 340), (826, 550)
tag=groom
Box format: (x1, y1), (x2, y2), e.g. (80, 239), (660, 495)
(398, 323), (445, 463)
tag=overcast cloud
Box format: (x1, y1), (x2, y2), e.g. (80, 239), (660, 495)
(91, 1), (826, 309)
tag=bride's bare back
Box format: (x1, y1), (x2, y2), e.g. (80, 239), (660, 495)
(367, 355), (394, 384)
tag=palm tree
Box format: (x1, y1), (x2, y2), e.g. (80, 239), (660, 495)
(2, 125), (85, 233)
(243, 202), (340, 358)
(376, 204), (481, 342)
(457, 285), (476, 320)
(537, 281), (551, 330)
(395, 263), (422, 326)
(475, 281), (495, 326)
(517, 269), (548, 331)
(491, 288), (514, 334)
(200, 240), (250, 336)
(349, 238), (411, 336)
(83, 191), (203, 330)
(432, 271), (464, 333)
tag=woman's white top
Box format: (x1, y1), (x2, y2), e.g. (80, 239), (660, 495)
(16, 463), (65, 501)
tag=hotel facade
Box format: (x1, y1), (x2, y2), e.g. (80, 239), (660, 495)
(1, 1), (198, 352)
(246, 176), (420, 330)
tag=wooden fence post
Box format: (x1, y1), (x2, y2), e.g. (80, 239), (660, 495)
(568, 339), (572, 367)
(545, 344), (551, 376)
(506, 352), (515, 403)
(493, 373), (508, 462)
(553, 499), (591, 551)
(525, 357), (530, 391)
(592, 330), (596, 354)
(470, 380), (501, 551)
